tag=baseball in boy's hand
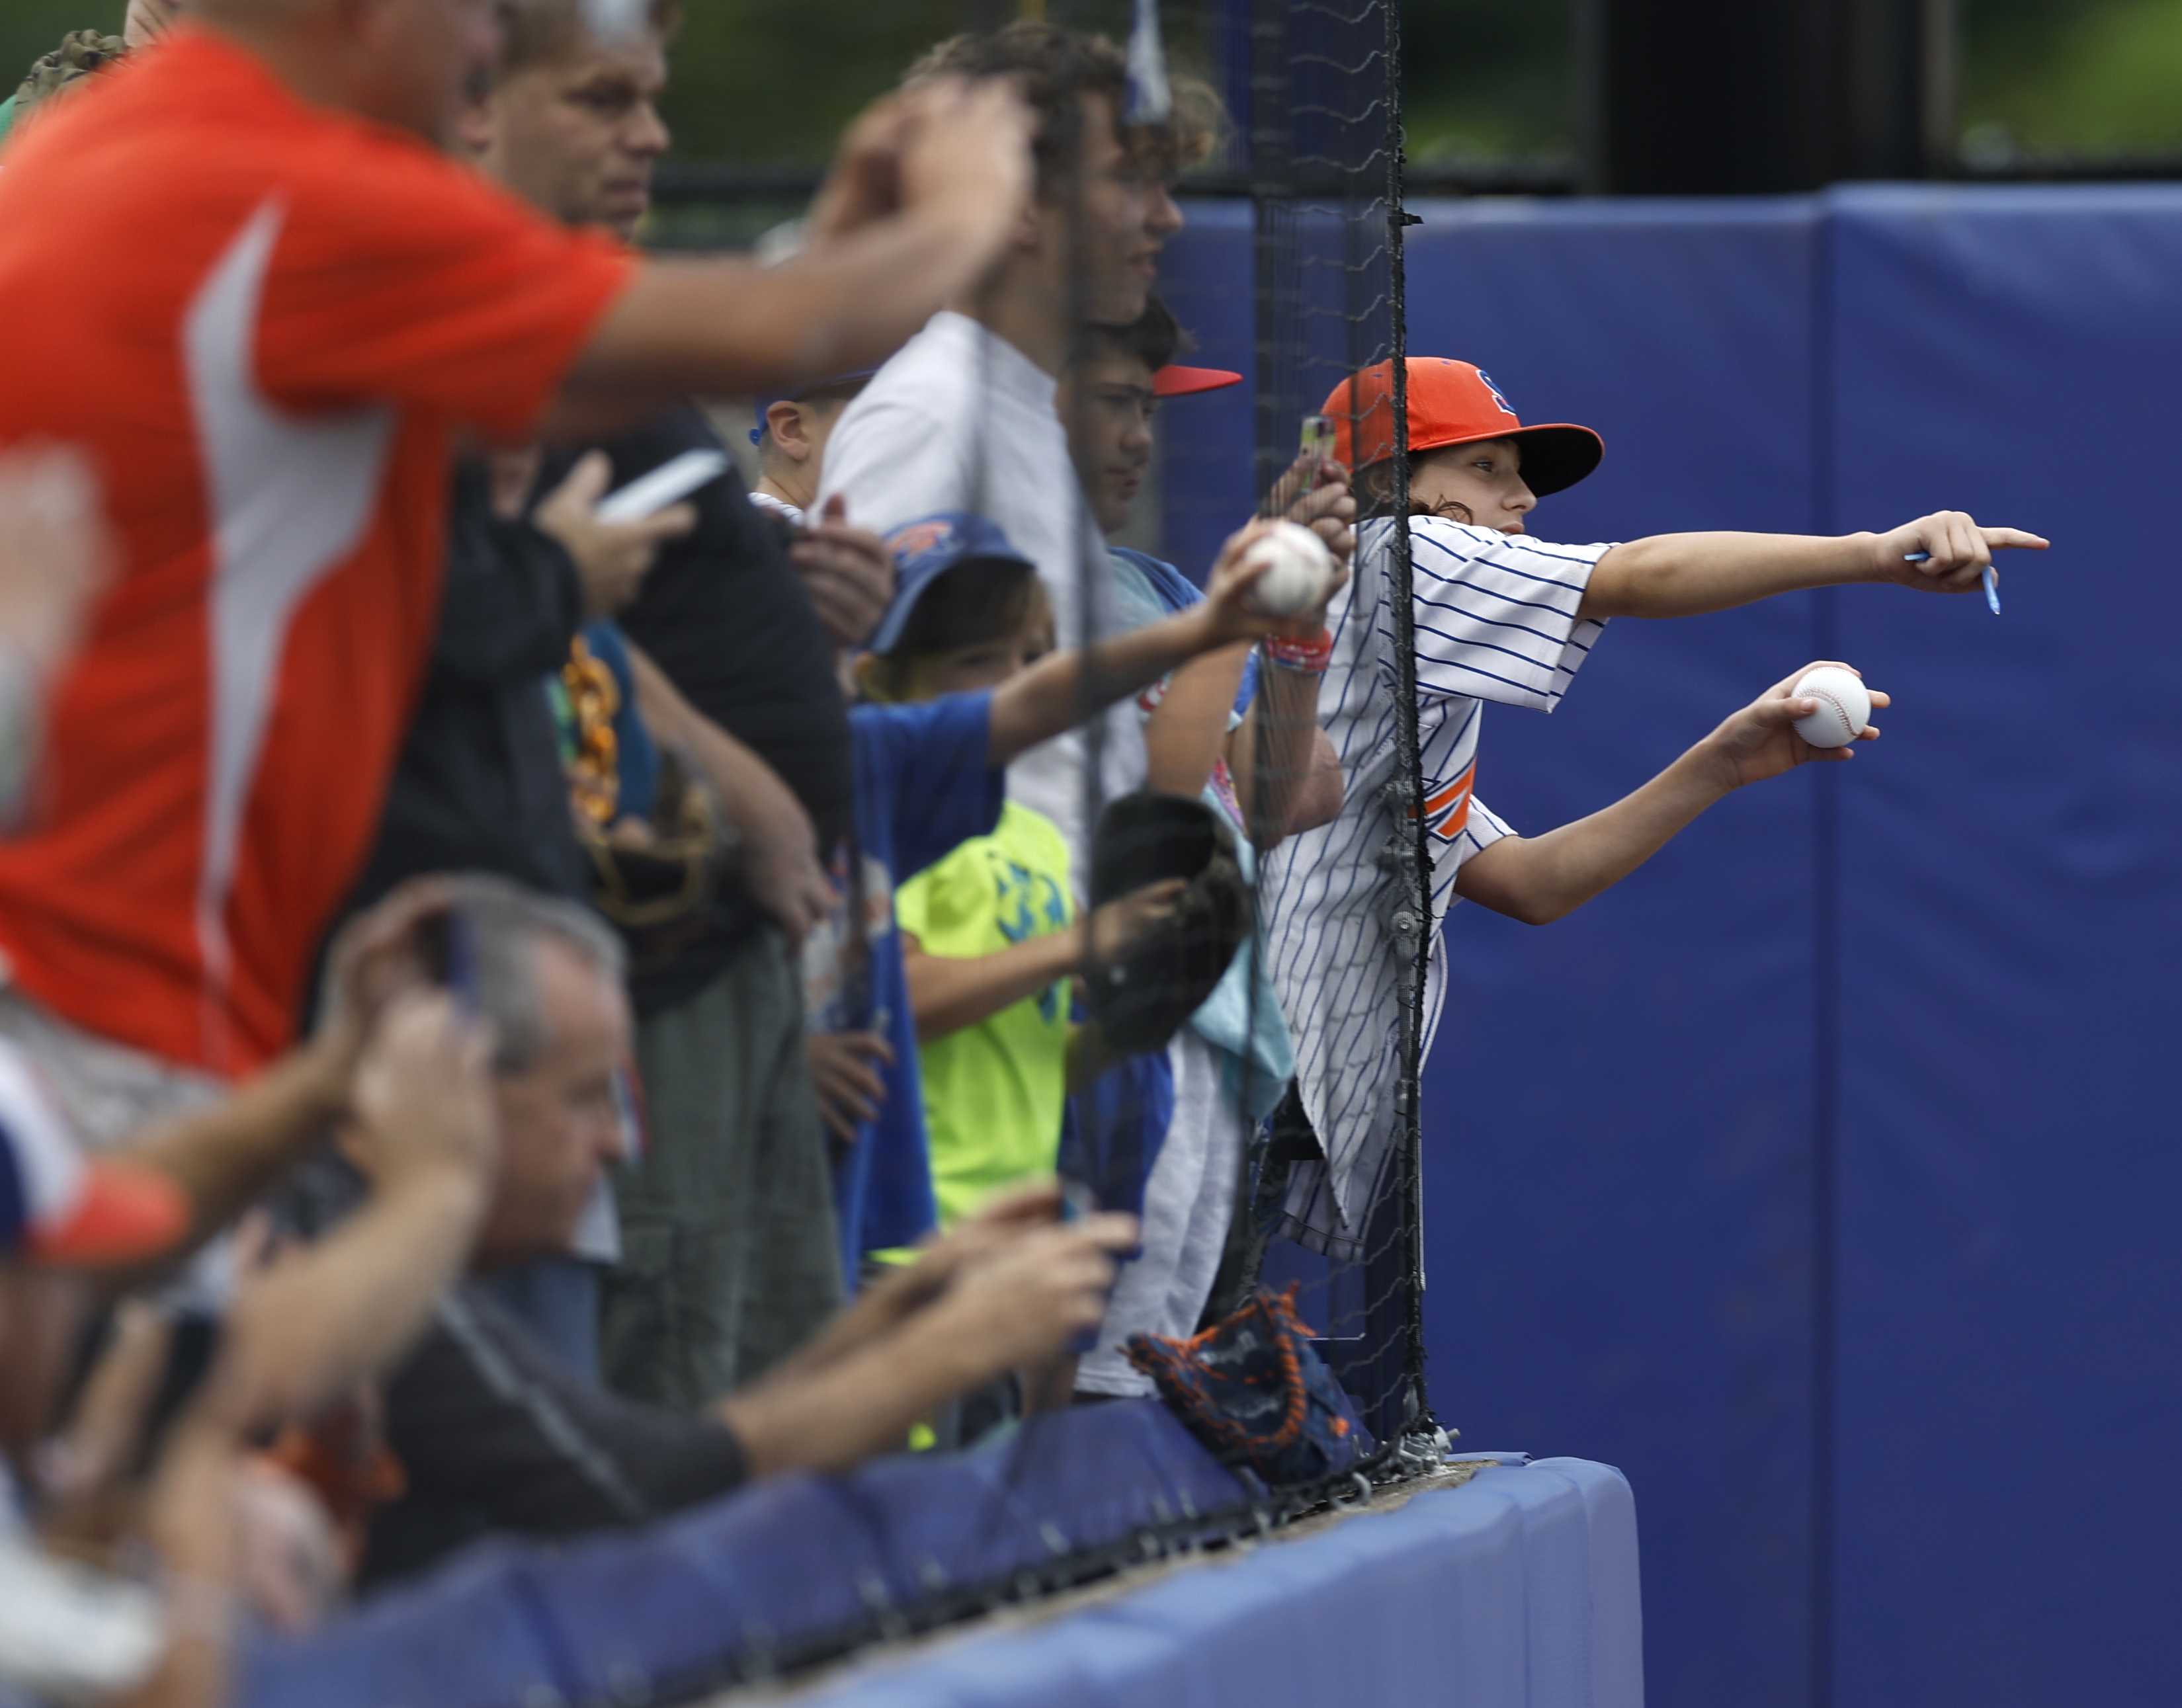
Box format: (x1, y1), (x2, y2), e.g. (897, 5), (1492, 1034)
(1240, 520), (1337, 618)
(1791, 665), (1870, 749)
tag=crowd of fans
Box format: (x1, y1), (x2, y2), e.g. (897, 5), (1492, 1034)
(0, 1), (2039, 1705)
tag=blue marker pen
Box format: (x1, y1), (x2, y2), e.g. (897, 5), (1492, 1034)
(1903, 550), (2000, 615)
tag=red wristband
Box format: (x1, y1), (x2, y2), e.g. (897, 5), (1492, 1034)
(1265, 630), (1333, 674)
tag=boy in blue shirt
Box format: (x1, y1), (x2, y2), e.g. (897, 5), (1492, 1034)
(803, 509), (1310, 1280)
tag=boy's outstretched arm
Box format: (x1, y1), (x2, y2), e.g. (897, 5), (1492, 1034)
(902, 881), (1182, 1041)
(1579, 512), (2048, 620)
(987, 521), (1341, 767)
(1454, 663), (1887, 926)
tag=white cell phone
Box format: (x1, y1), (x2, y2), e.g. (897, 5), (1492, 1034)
(594, 448), (730, 524)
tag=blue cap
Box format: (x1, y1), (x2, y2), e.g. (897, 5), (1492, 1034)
(870, 512), (1036, 656)
(749, 370), (880, 446)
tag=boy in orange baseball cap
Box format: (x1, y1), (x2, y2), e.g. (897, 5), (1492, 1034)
(1259, 355), (2048, 1262)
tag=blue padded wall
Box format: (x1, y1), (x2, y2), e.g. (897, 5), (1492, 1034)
(1825, 186), (2182, 1708)
(1154, 184), (2182, 1708)
(1403, 198), (1831, 1708)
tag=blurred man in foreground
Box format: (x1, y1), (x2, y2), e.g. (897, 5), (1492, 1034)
(0, 0), (1033, 1134)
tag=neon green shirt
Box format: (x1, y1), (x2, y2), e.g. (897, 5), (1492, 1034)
(894, 800), (1074, 1229)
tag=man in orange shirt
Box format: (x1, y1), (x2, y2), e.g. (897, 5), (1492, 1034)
(0, 0), (1030, 1134)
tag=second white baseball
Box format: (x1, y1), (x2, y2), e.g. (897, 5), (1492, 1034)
(1792, 665), (1871, 749)
(1241, 520), (1336, 618)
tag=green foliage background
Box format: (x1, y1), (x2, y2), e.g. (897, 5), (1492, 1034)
(7, 1), (2182, 165)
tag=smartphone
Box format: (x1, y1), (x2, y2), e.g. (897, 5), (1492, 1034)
(1300, 413), (1337, 466)
(417, 906), (480, 1018)
(595, 448), (730, 524)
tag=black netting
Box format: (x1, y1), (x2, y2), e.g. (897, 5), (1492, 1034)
(644, 2), (1432, 1688)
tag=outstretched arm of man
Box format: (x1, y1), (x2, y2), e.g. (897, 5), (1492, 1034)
(1454, 663), (1889, 926)
(554, 81), (1033, 428)
(1578, 513), (2048, 620)
(716, 1207), (1140, 1477)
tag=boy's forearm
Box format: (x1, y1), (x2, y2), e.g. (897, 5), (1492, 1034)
(987, 606), (1222, 765)
(1227, 660), (1325, 848)
(906, 930), (1084, 1041)
(1144, 643), (1252, 800)
(1579, 532), (1879, 620)
(1452, 745), (1732, 926)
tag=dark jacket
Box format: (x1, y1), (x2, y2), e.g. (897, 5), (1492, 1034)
(599, 408), (853, 1014)
(340, 458), (589, 916)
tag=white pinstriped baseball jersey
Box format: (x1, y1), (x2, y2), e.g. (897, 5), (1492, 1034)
(1261, 514), (1615, 1257)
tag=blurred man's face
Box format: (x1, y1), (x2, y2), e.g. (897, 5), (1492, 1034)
(473, 32), (671, 239)
(358, 0), (508, 145)
(1032, 95), (1184, 327)
(471, 941), (630, 1270)
(1059, 352), (1157, 536)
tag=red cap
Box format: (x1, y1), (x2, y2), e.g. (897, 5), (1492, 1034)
(1153, 365), (1243, 398)
(1320, 359), (1603, 497)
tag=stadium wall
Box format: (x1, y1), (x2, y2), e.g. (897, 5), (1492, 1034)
(1160, 184), (2182, 1708)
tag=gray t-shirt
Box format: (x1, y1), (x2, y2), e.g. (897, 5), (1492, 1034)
(818, 311), (1147, 897)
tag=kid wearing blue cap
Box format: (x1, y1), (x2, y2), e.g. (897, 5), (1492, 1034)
(802, 508), (1308, 1287)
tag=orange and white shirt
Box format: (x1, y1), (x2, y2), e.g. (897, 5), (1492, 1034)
(1261, 514), (1614, 1256)
(0, 28), (632, 1075)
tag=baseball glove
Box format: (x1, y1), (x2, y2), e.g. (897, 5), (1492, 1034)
(1083, 791), (1251, 1055)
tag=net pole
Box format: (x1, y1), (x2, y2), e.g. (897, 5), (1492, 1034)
(1377, 0), (1432, 1441)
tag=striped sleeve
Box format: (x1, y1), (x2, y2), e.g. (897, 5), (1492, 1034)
(1456, 793), (1515, 860)
(1407, 518), (1613, 711)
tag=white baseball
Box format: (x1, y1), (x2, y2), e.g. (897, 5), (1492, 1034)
(1241, 520), (1336, 618)
(1791, 665), (1870, 749)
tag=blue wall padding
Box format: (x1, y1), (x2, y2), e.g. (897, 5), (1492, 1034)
(1154, 184), (2182, 1707)
(1150, 185), (2179, 1708)
(1400, 195), (1833, 1708)
(798, 1460), (1641, 1708)
(241, 1401), (1248, 1708)
(1824, 186), (2182, 1708)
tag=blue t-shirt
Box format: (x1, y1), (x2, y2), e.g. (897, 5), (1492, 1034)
(806, 693), (1005, 1269)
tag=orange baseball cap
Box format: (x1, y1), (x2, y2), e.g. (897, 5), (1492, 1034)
(1154, 364), (1243, 398)
(1320, 358), (1604, 497)
(0, 1043), (189, 1269)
